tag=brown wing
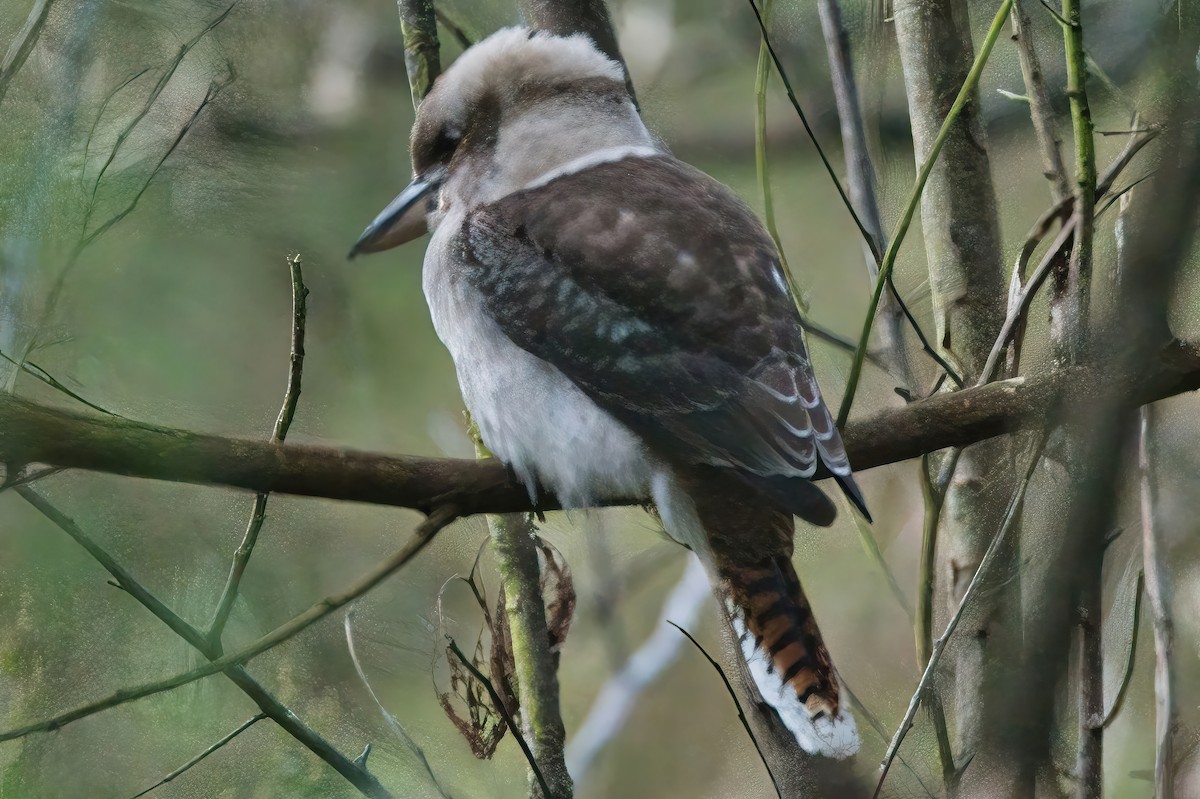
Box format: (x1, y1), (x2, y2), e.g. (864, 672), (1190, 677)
(456, 155), (865, 521)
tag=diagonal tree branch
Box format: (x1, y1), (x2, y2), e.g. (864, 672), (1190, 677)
(128, 714), (266, 799)
(14, 487), (396, 799)
(0, 505), (458, 747)
(0, 0), (57, 108)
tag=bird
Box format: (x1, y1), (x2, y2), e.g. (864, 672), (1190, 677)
(350, 26), (866, 759)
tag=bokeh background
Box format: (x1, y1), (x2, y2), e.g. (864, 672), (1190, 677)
(1, 0), (1197, 797)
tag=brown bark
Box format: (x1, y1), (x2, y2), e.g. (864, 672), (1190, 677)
(1, 340), (1196, 518)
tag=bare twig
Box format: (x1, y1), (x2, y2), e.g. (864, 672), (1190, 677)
(1139, 406), (1178, 799)
(668, 622), (781, 799)
(873, 432), (1048, 798)
(914, 454), (955, 787)
(746, 0), (879, 265)
(29, 60), (238, 364)
(0, 0), (57, 108)
(1011, 0), (1071, 200)
(978, 128), (1158, 385)
(344, 613), (451, 798)
(0, 348), (120, 417)
(843, 494), (912, 620)
(434, 9), (473, 49)
(837, 0), (1015, 427)
(446, 638), (555, 799)
(0, 505), (458, 748)
(208, 254), (308, 643)
(0, 465), (62, 493)
(128, 714), (266, 799)
(816, 0), (919, 393)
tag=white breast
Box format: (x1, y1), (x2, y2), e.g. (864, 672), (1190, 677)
(422, 214), (656, 508)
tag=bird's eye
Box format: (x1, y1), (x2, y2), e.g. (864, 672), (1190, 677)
(425, 127), (461, 165)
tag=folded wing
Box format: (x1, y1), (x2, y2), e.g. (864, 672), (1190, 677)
(456, 155), (866, 523)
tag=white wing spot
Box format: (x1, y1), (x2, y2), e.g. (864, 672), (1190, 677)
(771, 269), (789, 295)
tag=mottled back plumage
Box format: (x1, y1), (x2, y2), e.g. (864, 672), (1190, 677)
(459, 156), (865, 522)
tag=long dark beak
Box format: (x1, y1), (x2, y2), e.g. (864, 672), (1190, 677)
(348, 172), (442, 258)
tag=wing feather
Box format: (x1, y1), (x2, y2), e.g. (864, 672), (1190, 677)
(455, 156), (865, 520)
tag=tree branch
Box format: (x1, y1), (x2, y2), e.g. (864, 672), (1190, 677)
(397, 0), (441, 108)
(208, 254), (307, 644)
(518, 0), (635, 106)
(1, 341), (1196, 516)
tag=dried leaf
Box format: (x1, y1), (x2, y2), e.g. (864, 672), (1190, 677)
(437, 638), (507, 759)
(537, 537), (576, 656)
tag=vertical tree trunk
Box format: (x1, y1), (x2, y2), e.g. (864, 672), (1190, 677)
(891, 1), (1020, 794)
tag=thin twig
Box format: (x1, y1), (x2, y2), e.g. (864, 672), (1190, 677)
(1140, 406), (1178, 799)
(763, 0), (958, 387)
(14, 487), (396, 799)
(434, 9), (473, 48)
(745, 0), (879, 264)
(345, 612), (451, 798)
(128, 714), (266, 799)
(914, 454), (956, 788)
(837, 0), (1015, 428)
(753, 0), (794, 289)
(837, 678), (939, 799)
(0, 465), (62, 493)
(873, 432), (1047, 798)
(566, 555), (708, 781)
(668, 622), (781, 799)
(0, 0), (57, 108)
(0, 349), (121, 417)
(208, 254), (308, 643)
(977, 215), (1078, 386)
(29, 61), (238, 363)
(0, 505), (458, 745)
(818, 0), (920, 392)
(843, 494), (912, 621)
(1011, 0), (1070, 200)
(446, 638), (554, 799)
(978, 128), (1158, 385)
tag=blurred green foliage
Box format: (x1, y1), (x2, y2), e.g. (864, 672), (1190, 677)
(0, 1), (1197, 797)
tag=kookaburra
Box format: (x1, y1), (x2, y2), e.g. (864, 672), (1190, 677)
(351, 27), (865, 758)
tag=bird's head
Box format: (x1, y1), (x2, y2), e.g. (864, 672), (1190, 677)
(350, 27), (653, 257)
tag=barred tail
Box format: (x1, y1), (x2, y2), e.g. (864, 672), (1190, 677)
(652, 470), (859, 759)
(722, 554), (858, 759)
